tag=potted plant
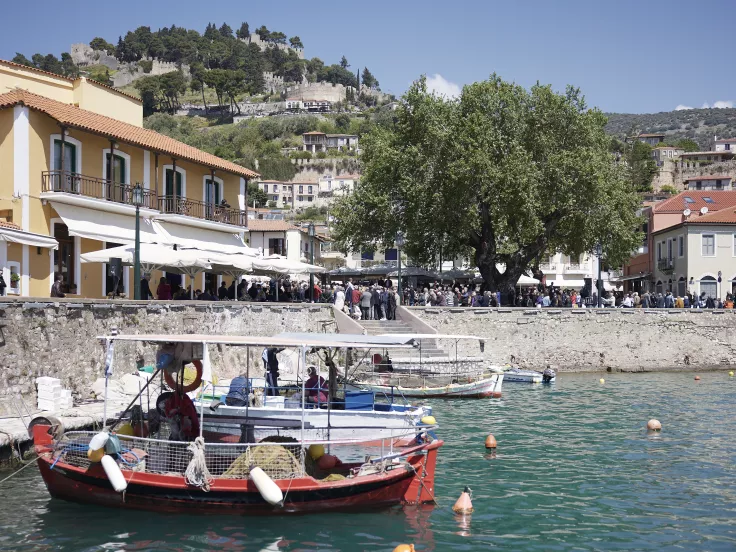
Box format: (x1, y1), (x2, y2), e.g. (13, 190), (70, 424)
(9, 271), (19, 292)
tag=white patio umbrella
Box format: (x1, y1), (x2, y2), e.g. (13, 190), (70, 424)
(516, 274), (541, 286)
(251, 255), (325, 276)
(80, 243), (213, 298)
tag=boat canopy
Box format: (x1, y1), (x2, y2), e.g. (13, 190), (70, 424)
(97, 333), (416, 350)
(377, 333), (487, 342)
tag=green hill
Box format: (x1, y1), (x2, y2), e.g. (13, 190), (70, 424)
(605, 108), (736, 149)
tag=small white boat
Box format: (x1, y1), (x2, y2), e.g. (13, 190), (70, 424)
(492, 366), (556, 384)
(347, 373), (503, 398)
(200, 394), (432, 444)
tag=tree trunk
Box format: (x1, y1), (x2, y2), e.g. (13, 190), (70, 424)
(201, 85), (208, 114)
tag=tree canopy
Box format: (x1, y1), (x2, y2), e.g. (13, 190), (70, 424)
(331, 75), (642, 292)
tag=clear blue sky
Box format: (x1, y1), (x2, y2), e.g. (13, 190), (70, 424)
(1, 0), (729, 114)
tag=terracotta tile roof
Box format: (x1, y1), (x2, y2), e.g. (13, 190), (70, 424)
(0, 221), (22, 230)
(690, 208), (736, 224)
(715, 138), (736, 143)
(654, 191), (736, 213)
(0, 58), (74, 83)
(684, 175), (732, 181)
(0, 60), (141, 103)
(247, 219), (296, 232)
(0, 89), (259, 179)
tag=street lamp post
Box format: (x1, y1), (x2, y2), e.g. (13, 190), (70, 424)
(396, 231), (405, 304)
(132, 183), (144, 300)
(308, 222), (315, 303)
(595, 243), (603, 308)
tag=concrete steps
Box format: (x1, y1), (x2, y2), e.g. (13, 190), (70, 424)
(358, 319), (449, 360)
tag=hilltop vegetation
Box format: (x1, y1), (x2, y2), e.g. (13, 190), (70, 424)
(605, 108), (736, 149)
(11, 22), (381, 116)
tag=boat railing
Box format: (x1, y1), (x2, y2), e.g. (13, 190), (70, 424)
(53, 428), (435, 481)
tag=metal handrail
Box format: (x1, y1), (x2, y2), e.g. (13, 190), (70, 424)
(158, 195), (247, 227)
(42, 170), (158, 210)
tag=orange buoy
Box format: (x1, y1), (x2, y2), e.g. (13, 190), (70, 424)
(452, 486), (474, 514)
(392, 545), (415, 552)
(694, 376), (701, 381)
(317, 454), (338, 470)
(646, 419), (661, 431)
(484, 434), (497, 449)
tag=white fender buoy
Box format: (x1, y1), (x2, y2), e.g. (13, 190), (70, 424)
(250, 466), (283, 506)
(88, 431), (109, 452)
(101, 454), (127, 492)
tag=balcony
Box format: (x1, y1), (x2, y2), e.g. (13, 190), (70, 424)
(565, 263), (588, 274)
(657, 258), (674, 274)
(42, 170), (158, 210)
(42, 170), (248, 228)
(159, 196), (247, 227)
(539, 263), (557, 272)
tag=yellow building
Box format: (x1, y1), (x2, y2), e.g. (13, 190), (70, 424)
(0, 60), (259, 299)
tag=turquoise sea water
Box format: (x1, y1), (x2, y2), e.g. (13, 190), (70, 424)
(1, 371), (735, 551)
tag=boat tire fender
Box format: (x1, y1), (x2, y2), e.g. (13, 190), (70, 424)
(164, 360), (203, 393)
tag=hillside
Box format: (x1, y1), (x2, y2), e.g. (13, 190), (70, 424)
(605, 108), (736, 149)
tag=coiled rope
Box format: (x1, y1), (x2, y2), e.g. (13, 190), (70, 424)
(185, 436), (213, 492)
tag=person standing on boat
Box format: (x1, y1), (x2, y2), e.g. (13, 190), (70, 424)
(263, 348), (284, 396)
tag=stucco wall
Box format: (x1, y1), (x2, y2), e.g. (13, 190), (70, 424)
(410, 306), (736, 372)
(0, 299), (333, 403)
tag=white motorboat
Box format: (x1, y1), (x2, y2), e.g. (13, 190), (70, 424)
(491, 366), (556, 384)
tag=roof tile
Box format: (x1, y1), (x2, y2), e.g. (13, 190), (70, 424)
(655, 190), (736, 213)
(0, 89), (259, 179)
(247, 219), (296, 232)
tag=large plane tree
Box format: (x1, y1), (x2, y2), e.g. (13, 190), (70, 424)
(331, 75), (642, 293)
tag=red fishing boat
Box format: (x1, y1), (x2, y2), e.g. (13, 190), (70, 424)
(32, 333), (442, 514)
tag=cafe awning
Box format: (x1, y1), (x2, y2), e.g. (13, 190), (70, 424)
(51, 203), (159, 244)
(0, 225), (58, 249)
(154, 221), (254, 255)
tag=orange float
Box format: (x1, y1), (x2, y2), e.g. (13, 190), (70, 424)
(484, 434), (497, 449)
(452, 486), (474, 514)
(164, 360), (203, 393)
(392, 546), (415, 552)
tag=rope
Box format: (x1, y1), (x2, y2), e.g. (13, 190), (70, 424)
(0, 457), (37, 485)
(184, 436), (213, 492)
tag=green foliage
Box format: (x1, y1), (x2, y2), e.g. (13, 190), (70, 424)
(13, 51), (80, 78)
(134, 72), (187, 115)
(236, 22), (250, 39)
(659, 185), (678, 194)
(267, 200), (278, 208)
(89, 37), (115, 54)
(88, 65), (111, 84)
(295, 206), (323, 221)
(139, 59), (153, 73)
(290, 150), (313, 159)
(289, 36), (303, 49)
(626, 141), (657, 193)
(248, 182), (268, 207)
(332, 75), (642, 292)
(340, 56), (349, 69)
(676, 138), (699, 152)
(258, 157), (297, 181)
(316, 151), (328, 159)
(335, 113), (351, 132)
(361, 67), (378, 89)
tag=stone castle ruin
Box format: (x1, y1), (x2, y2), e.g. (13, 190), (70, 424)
(70, 43), (189, 88)
(239, 34), (304, 59)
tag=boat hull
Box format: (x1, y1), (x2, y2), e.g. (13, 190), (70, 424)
(500, 370), (555, 384)
(33, 426), (441, 515)
(349, 374), (503, 398)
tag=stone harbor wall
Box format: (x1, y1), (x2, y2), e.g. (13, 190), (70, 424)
(0, 299), (334, 407)
(409, 307), (736, 372)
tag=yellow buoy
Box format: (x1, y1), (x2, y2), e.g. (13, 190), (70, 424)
(647, 419), (662, 431)
(308, 444), (325, 461)
(115, 423), (134, 436)
(392, 545), (415, 552)
(421, 415), (437, 425)
(87, 447), (105, 463)
(599, 378), (605, 384)
(730, 371), (734, 377)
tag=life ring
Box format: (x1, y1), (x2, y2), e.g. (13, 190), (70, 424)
(164, 360), (203, 393)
